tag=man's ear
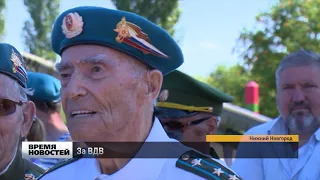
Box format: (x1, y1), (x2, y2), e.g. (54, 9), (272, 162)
(20, 101), (36, 139)
(205, 117), (218, 135)
(146, 69), (163, 100)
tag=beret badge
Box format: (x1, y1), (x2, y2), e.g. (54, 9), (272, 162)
(114, 17), (169, 58)
(61, 12), (84, 39)
(158, 89), (169, 102)
(10, 49), (27, 81)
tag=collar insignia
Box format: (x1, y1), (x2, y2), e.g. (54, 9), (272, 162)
(24, 173), (35, 180)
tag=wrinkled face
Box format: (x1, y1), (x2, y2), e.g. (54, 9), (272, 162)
(0, 74), (34, 169)
(161, 112), (218, 142)
(59, 45), (161, 142)
(277, 66), (320, 134)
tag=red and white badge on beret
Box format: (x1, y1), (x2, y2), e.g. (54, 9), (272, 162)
(10, 49), (27, 82)
(61, 12), (84, 39)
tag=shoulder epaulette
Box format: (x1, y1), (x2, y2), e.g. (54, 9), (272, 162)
(176, 150), (242, 180)
(37, 154), (82, 179)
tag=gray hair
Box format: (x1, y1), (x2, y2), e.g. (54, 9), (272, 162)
(14, 81), (34, 102)
(275, 49), (320, 89)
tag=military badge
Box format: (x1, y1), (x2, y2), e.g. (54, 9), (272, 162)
(176, 150), (242, 180)
(158, 89), (169, 102)
(61, 12), (84, 39)
(191, 159), (202, 166)
(114, 17), (169, 58)
(10, 49), (27, 81)
(213, 168), (223, 176)
(24, 173), (35, 180)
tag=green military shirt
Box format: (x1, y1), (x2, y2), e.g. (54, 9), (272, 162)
(0, 149), (45, 180)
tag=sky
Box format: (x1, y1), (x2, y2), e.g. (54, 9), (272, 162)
(4, 0), (278, 77)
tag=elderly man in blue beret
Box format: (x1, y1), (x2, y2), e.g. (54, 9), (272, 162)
(27, 72), (70, 169)
(0, 43), (45, 179)
(37, 6), (241, 180)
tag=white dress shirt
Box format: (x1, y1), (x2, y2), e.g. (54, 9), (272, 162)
(40, 118), (239, 180)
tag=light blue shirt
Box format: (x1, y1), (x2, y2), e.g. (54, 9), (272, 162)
(232, 117), (320, 180)
(31, 132), (71, 169)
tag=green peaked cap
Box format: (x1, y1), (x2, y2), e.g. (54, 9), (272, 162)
(157, 70), (234, 115)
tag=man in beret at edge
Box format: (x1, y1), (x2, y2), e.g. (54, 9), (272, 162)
(38, 6), (242, 180)
(0, 43), (45, 180)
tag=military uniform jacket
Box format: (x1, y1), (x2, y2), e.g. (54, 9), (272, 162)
(38, 118), (241, 180)
(0, 149), (45, 180)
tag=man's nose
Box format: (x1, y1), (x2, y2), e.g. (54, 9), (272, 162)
(292, 88), (306, 103)
(65, 73), (88, 100)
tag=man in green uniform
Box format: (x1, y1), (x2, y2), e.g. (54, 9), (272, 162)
(155, 70), (234, 159)
(0, 43), (45, 180)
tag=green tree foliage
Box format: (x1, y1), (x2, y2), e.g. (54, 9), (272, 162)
(197, 65), (252, 109)
(23, 0), (60, 61)
(234, 0), (320, 118)
(111, 0), (181, 36)
(0, 0), (5, 41)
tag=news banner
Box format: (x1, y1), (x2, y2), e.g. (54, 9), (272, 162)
(22, 135), (299, 159)
(22, 142), (103, 159)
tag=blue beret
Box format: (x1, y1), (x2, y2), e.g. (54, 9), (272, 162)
(0, 43), (28, 88)
(51, 6), (183, 75)
(27, 72), (61, 102)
